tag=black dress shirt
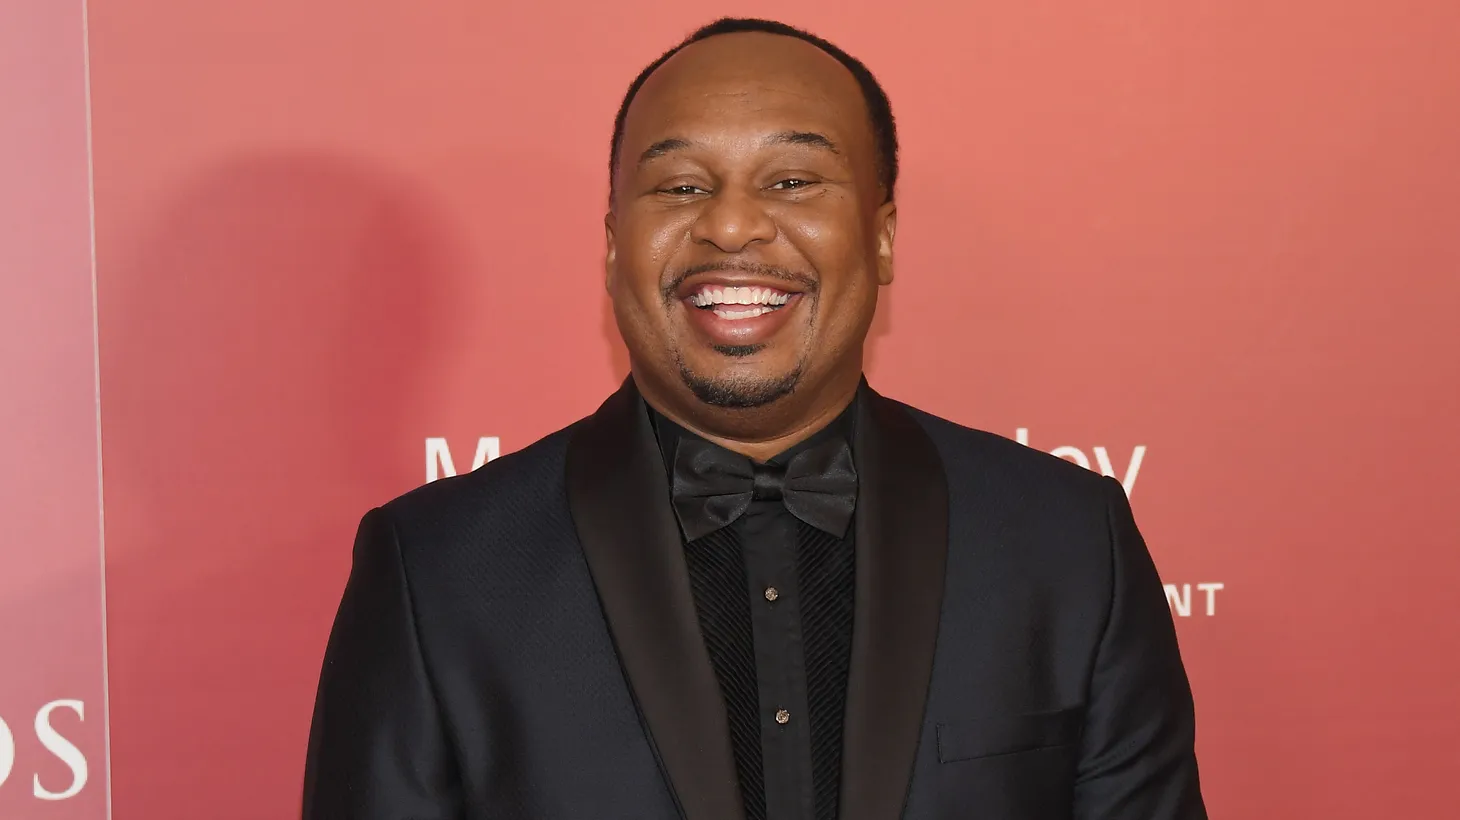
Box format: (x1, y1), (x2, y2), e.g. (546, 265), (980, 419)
(649, 404), (858, 820)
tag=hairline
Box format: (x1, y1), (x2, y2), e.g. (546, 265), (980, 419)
(609, 26), (893, 206)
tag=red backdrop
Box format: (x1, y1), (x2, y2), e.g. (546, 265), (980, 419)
(6, 0), (1460, 816)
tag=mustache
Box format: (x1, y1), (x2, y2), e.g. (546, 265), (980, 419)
(662, 261), (819, 300)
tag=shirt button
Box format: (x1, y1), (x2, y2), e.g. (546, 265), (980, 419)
(764, 587), (779, 602)
(775, 709), (791, 725)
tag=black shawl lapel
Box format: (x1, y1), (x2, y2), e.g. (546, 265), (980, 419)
(841, 387), (950, 820)
(565, 378), (744, 820)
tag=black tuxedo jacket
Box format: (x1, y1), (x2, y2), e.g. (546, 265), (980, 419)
(303, 380), (1206, 819)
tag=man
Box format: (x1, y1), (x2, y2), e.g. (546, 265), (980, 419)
(303, 17), (1206, 820)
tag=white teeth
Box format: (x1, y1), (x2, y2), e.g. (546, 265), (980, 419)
(713, 306), (774, 320)
(689, 285), (792, 308)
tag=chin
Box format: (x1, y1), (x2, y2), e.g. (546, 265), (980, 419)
(677, 358), (803, 410)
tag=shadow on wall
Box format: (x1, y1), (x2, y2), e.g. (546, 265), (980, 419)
(97, 154), (473, 819)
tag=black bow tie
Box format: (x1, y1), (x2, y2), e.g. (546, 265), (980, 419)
(670, 434), (858, 542)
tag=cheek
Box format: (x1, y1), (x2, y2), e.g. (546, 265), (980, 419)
(782, 198), (874, 270)
(819, 278), (878, 345)
(786, 223), (876, 315)
(618, 211), (693, 297)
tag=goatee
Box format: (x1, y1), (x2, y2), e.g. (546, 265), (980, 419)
(678, 362), (801, 409)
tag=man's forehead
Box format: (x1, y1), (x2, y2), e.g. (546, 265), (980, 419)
(626, 32), (866, 137)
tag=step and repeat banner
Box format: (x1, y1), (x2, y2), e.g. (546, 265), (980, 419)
(5, 0), (1458, 817)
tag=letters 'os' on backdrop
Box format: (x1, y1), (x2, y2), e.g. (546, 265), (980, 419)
(2, 0), (1457, 817)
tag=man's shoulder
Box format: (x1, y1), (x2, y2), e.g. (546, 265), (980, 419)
(890, 397), (1115, 504)
(379, 419), (583, 531)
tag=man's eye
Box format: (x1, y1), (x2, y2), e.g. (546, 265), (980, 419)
(660, 185), (705, 196)
(771, 178), (814, 190)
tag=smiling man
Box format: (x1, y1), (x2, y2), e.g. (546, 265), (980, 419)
(303, 18), (1207, 820)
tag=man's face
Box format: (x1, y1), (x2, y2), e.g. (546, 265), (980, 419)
(607, 32), (895, 419)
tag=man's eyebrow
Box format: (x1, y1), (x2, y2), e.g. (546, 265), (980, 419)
(636, 131), (841, 168)
(764, 131), (840, 153)
(637, 138), (692, 167)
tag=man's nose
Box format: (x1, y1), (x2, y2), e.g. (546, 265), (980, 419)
(689, 189), (777, 252)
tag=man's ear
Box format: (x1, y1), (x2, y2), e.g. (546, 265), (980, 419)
(604, 210), (618, 292)
(875, 200), (896, 286)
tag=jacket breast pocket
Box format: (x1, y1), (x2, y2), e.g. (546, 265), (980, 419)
(934, 707), (1084, 820)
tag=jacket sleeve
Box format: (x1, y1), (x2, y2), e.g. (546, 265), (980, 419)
(1072, 478), (1207, 819)
(302, 507), (464, 819)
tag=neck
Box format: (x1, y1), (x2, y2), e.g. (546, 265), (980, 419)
(635, 368), (862, 463)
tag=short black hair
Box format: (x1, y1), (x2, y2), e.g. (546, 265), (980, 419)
(608, 17), (898, 204)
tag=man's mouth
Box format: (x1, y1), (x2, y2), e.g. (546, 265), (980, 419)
(686, 285), (794, 320)
(671, 269), (811, 348)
